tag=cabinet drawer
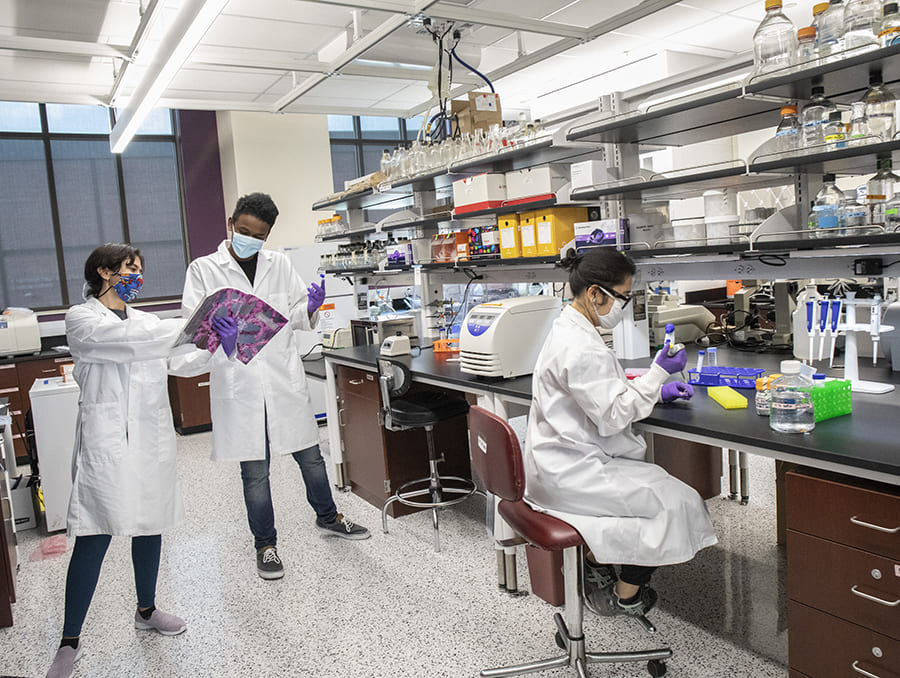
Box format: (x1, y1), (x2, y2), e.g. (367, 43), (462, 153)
(0, 387), (22, 415)
(789, 601), (900, 678)
(335, 366), (379, 401)
(787, 471), (900, 561)
(788, 530), (900, 640)
(0, 364), (17, 390)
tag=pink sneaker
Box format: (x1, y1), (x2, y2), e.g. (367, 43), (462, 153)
(134, 608), (186, 636)
(46, 641), (83, 678)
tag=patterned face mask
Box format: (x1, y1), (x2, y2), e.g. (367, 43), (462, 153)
(113, 273), (143, 302)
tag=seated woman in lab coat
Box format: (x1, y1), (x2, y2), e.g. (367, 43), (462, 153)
(523, 247), (717, 617)
(47, 244), (189, 678)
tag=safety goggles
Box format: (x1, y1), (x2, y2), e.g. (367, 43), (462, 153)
(596, 285), (632, 308)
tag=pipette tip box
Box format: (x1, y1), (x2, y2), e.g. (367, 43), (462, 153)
(708, 386), (748, 410)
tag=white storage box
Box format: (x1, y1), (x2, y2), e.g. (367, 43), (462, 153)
(505, 165), (567, 203)
(570, 160), (609, 191)
(10, 475), (38, 531)
(453, 174), (507, 215)
(574, 219), (629, 249)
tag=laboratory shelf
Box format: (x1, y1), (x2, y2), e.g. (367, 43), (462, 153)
(312, 187), (413, 212)
(452, 196), (561, 220)
(750, 231), (900, 252)
(566, 44), (900, 148)
(379, 214), (455, 232)
(626, 243), (750, 259)
(315, 226), (378, 242)
(419, 255), (561, 271)
(748, 138), (900, 175)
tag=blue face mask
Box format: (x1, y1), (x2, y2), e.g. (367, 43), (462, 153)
(113, 273), (143, 302)
(231, 232), (264, 259)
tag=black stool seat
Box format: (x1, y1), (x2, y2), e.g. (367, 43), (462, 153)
(498, 500), (585, 552)
(389, 391), (469, 428)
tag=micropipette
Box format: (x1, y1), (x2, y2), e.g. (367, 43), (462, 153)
(806, 300), (816, 365)
(871, 294), (882, 366)
(829, 299), (842, 368)
(818, 298), (829, 362)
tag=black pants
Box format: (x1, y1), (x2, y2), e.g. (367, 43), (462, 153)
(619, 564), (656, 586)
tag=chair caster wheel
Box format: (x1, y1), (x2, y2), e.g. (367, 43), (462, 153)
(554, 631), (565, 650)
(647, 659), (667, 677)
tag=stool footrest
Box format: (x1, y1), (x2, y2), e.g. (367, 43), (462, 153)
(394, 476), (477, 509)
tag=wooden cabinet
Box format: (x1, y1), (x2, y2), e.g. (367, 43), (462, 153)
(335, 365), (471, 518)
(0, 356), (74, 462)
(786, 470), (900, 678)
(167, 375), (212, 434)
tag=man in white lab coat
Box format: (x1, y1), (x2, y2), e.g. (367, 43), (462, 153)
(180, 193), (369, 580)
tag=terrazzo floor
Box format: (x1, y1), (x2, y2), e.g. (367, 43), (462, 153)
(1, 425), (788, 678)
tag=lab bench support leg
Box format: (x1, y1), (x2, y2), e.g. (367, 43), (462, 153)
(739, 451), (750, 505)
(728, 449), (739, 500)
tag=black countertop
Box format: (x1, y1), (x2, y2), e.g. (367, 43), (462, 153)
(0, 346), (71, 366)
(321, 344), (900, 481)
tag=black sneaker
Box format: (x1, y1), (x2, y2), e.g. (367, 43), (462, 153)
(583, 563), (620, 616)
(256, 546), (284, 580)
(615, 585), (658, 617)
(315, 513), (371, 540)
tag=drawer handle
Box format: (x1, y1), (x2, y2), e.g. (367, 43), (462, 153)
(40, 368), (57, 374)
(348, 379), (364, 385)
(197, 382), (210, 388)
(852, 661), (885, 678)
(850, 516), (900, 534)
(851, 585), (900, 607)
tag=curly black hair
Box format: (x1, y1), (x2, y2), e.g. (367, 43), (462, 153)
(232, 192), (279, 228)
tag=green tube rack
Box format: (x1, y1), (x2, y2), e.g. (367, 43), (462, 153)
(810, 380), (852, 423)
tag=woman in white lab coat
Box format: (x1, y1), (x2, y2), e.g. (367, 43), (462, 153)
(524, 247), (717, 617)
(47, 244), (188, 678)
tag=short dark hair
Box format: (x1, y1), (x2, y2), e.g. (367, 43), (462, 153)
(83, 243), (143, 298)
(232, 192), (279, 228)
(561, 247), (636, 297)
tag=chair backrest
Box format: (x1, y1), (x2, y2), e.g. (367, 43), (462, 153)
(467, 405), (526, 503)
(376, 357), (412, 430)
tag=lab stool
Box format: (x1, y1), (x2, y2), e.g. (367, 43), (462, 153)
(377, 357), (479, 552)
(469, 406), (672, 678)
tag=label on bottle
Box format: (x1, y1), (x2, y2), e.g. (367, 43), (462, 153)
(878, 27), (900, 43)
(812, 205), (839, 229)
(824, 133), (846, 145)
(775, 128), (798, 137)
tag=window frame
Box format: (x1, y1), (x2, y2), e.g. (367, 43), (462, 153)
(0, 104), (189, 310)
(328, 116), (418, 187)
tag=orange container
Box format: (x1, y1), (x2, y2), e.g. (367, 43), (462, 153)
(455, 231), (469, 261)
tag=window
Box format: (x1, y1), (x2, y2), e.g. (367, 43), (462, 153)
(0, 102), (187, 309)
(327, 115), (422, 193)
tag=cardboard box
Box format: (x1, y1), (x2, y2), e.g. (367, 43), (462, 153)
(431, 234), (456, 263)
(468, 225), (501, 259)
(569, 159), (610, 191)
(452, 173), (506, 214)
(455, 231), (469, 261)
(386, 241), (413, 268)
(505, 165), (568, 203)
(498, 214), (521, 259)
(532, 207), (588, 257)
(451, 93), (502, 136)
(574, 218), (630, 249)
(519, 211), (538, 258)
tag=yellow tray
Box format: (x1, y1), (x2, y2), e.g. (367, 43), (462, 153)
(708, 386), (748, 410)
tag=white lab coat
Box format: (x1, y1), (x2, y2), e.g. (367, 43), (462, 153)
(524, 305), (717, 566)
(171, 240), (319, 462)
(65, 297), (186, 537)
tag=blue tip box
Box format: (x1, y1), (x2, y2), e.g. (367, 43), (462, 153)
(687, 367), (765, 389)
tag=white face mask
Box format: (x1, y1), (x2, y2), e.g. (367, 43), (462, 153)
(592, 295), (626, 330)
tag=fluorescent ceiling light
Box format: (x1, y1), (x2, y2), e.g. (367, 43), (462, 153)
(110, 0), (227, 153)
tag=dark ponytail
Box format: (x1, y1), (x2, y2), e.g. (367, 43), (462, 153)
(562, 247), (635, 296)
(83, 243), (143, 298)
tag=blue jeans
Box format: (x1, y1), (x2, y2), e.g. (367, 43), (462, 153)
(62, 534), (161, 638)
(240, 442), (338, 550)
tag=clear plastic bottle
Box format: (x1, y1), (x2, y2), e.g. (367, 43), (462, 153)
(848, 100), (870, 144)
(863, 71), (896, 141)
(866, 154), (899, 227)
(797, 26), (818, 64)
(818, 0), (846, 59)
(769, 360), (815, 433)
(885, 192), (900, 230)
(839, 190), (867, 231)
(753, 0), (798, 75)
(824, 110), (847, 146)
(801, 85), (837, 147)
(843, 0), (881, 51)
(775, 104), (801, 152)
(707, 347), (718, 367)
(879, 2), (900, 46)
(812, 2), (830, 42)
(811, 173), (844, 237)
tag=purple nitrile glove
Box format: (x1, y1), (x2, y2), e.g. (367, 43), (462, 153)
(307, 275), (326, 314)
(661, 381), (693, 403)
(654, 342), (687, 374)
(211, 316), (238, 357)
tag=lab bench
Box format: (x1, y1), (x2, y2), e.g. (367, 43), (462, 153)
(320, 344), (900, 675)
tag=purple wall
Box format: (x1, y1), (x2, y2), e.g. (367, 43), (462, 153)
(178, 110), (226, 260)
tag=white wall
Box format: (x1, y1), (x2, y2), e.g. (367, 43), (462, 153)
(216, 111), (333, 249)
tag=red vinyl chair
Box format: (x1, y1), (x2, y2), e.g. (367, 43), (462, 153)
(468, 406), (672, 678)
